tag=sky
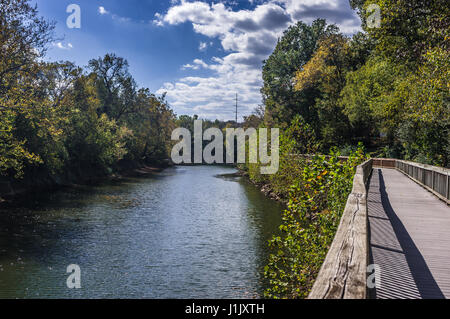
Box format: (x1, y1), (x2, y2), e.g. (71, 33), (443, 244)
(35, 0), (362, 121)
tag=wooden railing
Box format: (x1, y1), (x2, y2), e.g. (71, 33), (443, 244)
(308, 159), (373, 299)
(395, 160), (450, 204)
(372, 158), (396, 168)
(308, 156), (449, 299)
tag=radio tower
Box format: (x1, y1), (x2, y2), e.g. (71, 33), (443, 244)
(235, 93), (238, 126)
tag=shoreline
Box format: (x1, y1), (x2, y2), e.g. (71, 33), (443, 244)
(235, 167), (287, 205)
(0, 161), (172, 204)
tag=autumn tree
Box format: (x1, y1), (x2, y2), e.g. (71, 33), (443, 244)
(261, 19), (339, 127)
(0, 0), (55, 177)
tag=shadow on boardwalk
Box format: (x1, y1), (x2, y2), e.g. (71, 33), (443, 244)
(368, 169), (445, 299)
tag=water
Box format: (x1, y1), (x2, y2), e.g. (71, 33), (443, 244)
(0, 166), (283, 299)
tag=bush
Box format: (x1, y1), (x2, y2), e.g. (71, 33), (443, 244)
(264, 145), (366, 298)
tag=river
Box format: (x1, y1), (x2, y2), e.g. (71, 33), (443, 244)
(0, 166), (283, 298)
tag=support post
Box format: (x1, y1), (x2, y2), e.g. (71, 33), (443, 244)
(447, 173), (449, 200)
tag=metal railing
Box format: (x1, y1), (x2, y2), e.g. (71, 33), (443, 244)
(396, 160), (450, 204)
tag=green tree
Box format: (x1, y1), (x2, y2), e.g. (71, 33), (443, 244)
(88, 53), (137, 121)
(0, 0), (55, 177)
(261, 19), (339, 127)
(397, 48), (450, 166)
(364, 0), (449, 66)
(294, 33), (353, 148)
(340, 56), (407, 145)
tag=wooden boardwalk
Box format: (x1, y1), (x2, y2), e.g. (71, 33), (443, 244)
(368, 168), (450, 299)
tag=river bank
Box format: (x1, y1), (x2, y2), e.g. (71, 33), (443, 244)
(233, 168), (287, 205)
(0, 160), (173, 203)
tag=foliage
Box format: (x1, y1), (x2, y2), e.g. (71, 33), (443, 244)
(396, 47), (450, 166)
(243, 116), (320, 199)
(364, 0), (449, 66)
(340, 56), (404, 143)
(261, 19), (339, 127)
(0, 0), (176, 181)
(268, 116), (320, 198)
(260, 0), (449, 298)
(264, 145), (366, 298)
(0, 0), (54, 177)
(259, 0), (448, 168)
(294, 33), (353, 149)
(62, 74), (131, 172)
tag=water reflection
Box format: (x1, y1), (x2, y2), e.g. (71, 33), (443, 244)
(0, 166), (282, 298)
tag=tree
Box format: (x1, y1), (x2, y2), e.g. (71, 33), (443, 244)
(62, 73), (132, 173)
(243, 106), (264, 129)
(295, 34), (350, 94)
(88, 53), (137, 120)
(0, 0), (55, 177)
(348, 32), (375, 70)
(0, 0), (54, 95)
(1, 1), (177, 183)
(340, 56), (406, 145)
(294, 33), (353, 149)
(398, 47), (450, 166)
(261, 19), (339, 127)
(364, 0), (449, 66)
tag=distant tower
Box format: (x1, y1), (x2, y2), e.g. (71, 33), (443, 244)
(235, 93), (238, 125)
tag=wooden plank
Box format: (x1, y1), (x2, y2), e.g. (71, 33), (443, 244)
(367, 171), (422, 299)
(369, 169), (450, 298)
(308, 159), (372, 299)
(303, 155), (448, 299)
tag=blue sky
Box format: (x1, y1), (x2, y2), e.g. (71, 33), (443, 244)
(35, 0), (361, 121)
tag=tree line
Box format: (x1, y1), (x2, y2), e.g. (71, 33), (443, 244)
(0, 0), (176, 187)
(245, 0), (449, 168)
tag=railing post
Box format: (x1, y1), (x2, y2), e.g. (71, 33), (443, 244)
(431, 170), (434, 189)
(447, 173), (450, 199)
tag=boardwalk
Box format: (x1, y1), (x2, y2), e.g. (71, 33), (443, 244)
(368, 168), (450, 299)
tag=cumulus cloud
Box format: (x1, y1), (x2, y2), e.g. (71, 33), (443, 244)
(279, 0), (362, 34)
(181, 59), (209, 70)
(155, 0), (361, 120)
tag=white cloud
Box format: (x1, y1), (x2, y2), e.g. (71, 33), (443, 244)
(54, 42), (73, 50)
(199, 42), (208, 51)
(155, 0), (362, 120)
(181, 59), (209, 70)
(278, 0), (362, 34)
(98, 6), (132, 23)
(98, 6), (109, 15)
